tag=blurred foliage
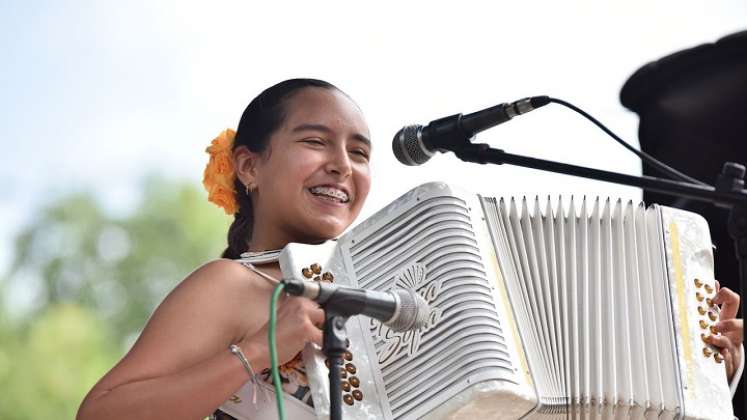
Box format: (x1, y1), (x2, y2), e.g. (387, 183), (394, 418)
(0, 175), (231, 418)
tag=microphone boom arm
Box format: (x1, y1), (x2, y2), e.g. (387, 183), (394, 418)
(455, 143), (746, 206)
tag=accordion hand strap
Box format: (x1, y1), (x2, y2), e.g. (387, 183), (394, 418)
(238, 249), (282, 264)
(730, 344), (745, 398)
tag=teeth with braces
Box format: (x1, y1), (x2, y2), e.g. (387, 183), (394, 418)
(310, 186), (349, 203)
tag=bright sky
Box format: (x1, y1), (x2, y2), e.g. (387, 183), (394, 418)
(2, 1), (746, 280)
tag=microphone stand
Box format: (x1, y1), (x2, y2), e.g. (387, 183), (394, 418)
(452, 142), (747, 411)
(322, 312), (348, 420)
(284, 279), (349, 419)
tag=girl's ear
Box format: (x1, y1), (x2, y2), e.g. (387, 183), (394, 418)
(233, 145), (259, 188)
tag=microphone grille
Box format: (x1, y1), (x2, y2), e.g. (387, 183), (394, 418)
(387, 288), (430, 332)
(392, 125), (433, 166)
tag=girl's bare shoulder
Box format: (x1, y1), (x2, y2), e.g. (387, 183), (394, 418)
(138, 258), (274, 340)
(169, 258), (274, 309)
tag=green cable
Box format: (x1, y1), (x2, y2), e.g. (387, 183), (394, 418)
(269, 282), (286, 420)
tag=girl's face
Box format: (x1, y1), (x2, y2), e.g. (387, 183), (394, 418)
(247, 87), (372, 249)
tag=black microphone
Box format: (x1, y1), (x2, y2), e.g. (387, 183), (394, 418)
(283, 279), (430, 332)
(392, 95), (550, 166)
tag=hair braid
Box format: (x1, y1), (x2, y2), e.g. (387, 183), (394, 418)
(221, 178), (254, 259)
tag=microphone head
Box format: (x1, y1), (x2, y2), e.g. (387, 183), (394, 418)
(392, 125), (434, 166)
(387, 288), (430, 332)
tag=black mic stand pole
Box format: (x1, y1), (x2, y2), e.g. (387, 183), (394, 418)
(283, 279), (349, 420)
(322, 312), (348, 420)
(453, 143), (747, 402)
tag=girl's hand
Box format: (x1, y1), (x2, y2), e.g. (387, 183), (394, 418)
(241, 295), (325, 368)
(709, 280), (743, 382)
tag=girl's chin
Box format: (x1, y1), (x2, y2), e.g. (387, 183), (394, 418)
(299, 218), (349, 241)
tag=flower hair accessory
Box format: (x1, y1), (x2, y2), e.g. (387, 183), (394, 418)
(203, 128), (238, 215)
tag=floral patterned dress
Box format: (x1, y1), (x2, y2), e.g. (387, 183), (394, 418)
(211, 351), (314, 419)
(211, 252), (315, 419)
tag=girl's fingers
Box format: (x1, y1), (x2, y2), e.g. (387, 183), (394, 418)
(723, 347), (734, 378)
(310, 328), (323, 346)
(307, 306), (326, 329)
(706, 335), (738, 378)
(716, 318), (744, 341)
(713, 286), (740, 321)
(707, 333), (734, 352)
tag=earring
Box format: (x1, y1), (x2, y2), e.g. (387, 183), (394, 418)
(245, 182), (256, 194)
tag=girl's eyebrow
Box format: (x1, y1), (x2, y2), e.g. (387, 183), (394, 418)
(291, 123), (371, 147)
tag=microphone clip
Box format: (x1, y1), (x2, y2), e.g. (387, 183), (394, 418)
(453, 143), (500, 165)
(421, 113), (476, 154)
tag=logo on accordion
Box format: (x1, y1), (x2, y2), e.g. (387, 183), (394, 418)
(370, 263), (442, 367)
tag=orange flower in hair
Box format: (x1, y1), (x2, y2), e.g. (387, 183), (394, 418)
(203, 129), (238, 215)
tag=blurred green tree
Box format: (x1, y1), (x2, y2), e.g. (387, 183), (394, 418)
(0, 175), (231, 418)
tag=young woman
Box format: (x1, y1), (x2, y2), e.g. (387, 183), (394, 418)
(77, 78), (743, 420)
(77, 79), (371, 420)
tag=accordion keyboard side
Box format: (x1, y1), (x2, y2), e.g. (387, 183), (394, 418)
(658, 206), (734, 420)
(342, 183), (537, 419)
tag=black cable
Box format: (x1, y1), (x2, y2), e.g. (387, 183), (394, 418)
(546, 97), (709, 187)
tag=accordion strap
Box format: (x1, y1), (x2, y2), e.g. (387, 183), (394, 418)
(237, 249), (282, 264)
(730, 345), (745, 397)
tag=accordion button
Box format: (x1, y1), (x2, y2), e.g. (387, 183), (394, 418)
(349, 376), (360, 387)
(302, 268), (313, 278)
(703, 347), (713, 357)
(699, 320), (709, 329)
(694, 278), (703, 288)
(344, 351), (353, 361)
(701, 333), (710, 343)
(342, 381), (351, 392)
(343, 394), (354, 405)
(704, 284), (714, 294)
(706, 297), (714, 307)
(710, 325), (719, 335)
(322, 272), (334, 282)
(345, 363), (357, 374)
(709, 312), (718, 322)
(352, 390), (363, 401)
(715, 353), (724, 363)
(311, 263), (322, 274)
(697, 306), (707, 315)
(696, 292), (704, 302)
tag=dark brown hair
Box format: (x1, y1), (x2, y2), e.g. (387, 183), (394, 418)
(221, 78), (340, 259)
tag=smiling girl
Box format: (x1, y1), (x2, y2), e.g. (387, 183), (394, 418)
(77, 79), (371, 420)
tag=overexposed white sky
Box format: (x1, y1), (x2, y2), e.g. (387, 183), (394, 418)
(1, 1), (746, 279)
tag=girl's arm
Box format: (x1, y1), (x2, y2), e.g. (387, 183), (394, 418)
(76, 259), (324, 420)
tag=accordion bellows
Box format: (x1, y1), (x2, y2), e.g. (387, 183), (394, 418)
(279, 182), (732, 420)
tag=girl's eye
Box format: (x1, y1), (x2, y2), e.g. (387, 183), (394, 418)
(351, 149), (370, 161)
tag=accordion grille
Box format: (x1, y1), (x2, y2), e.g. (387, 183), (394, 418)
(349, 196), (516, 419)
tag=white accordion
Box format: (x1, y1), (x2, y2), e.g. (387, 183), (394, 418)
(279, 182), (733, 420)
